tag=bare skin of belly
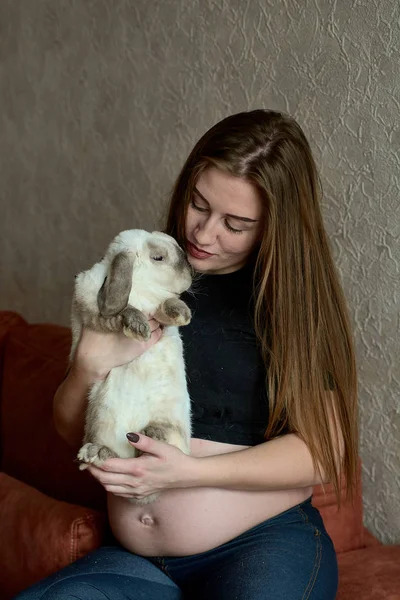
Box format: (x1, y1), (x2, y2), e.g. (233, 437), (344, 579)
(108, 437), (313, 556)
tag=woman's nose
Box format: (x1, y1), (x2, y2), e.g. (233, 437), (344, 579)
(194, 217), (217, 246)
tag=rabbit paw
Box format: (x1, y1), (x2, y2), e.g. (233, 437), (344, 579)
(77, 442), (119, 470)
(154, 298), (191, 327)
(121, 306), (151, 341)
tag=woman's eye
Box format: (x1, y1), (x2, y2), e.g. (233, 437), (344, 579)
(225, 221), (243, 234)
(152, 256), (164, 261)
(190, 198), (243, 234)
(190, 199), (208, 212)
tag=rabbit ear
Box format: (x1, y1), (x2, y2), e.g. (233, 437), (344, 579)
(97, 252), (133, 316)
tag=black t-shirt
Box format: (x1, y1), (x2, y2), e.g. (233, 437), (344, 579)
(180, 263), (269, 446)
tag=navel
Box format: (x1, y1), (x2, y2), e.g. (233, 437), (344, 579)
(140, 514), (155, 527)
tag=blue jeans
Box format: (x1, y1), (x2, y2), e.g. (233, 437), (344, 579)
(14, 497), (338, 599)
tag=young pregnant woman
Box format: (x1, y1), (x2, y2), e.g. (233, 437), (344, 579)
(16, 110), (358, 599)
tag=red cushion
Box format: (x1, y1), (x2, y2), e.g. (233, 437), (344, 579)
(337, 545), (400, 599)
(0, 314), (106, 511)
(0, 472), (104, 600)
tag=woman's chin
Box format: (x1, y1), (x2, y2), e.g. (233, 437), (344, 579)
(187, 255), (214, 272)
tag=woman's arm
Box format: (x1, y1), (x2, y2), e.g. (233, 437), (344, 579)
(53, 364), (98, 448)
(193, 433), (329, 490)
(87, 399), (344, 500)
(192, 391), (344, 491)
(88, 430), (343, 501)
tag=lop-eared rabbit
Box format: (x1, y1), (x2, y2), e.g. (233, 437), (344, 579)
(71, 230), (193, 503)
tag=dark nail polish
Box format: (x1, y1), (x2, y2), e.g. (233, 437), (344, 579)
(126, 432), (140, 443)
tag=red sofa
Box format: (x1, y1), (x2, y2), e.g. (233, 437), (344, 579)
(0, 310), (399, 599)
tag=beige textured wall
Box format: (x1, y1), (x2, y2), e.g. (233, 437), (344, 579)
(1, 1), (399, 542)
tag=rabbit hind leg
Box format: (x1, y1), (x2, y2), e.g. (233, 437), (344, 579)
(141, 420), (190, 455)
(77, 442), (119, 470)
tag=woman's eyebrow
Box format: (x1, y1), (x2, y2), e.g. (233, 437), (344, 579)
(193, 187), (259, 223)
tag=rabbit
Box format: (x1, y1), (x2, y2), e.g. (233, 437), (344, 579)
(70, 229), (193, 504)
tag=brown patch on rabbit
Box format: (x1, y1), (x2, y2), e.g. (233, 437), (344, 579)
(98, 252), (133, 316)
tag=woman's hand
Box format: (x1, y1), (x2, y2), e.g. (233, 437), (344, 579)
(73, 319), (163, 381)
(87, 433), (198, 501)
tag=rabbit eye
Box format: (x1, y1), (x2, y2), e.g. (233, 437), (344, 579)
(152, 256), (164, 262)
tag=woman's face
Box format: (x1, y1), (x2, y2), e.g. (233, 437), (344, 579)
(185, 167), (263, 274)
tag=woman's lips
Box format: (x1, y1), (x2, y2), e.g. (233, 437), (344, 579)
(187, 240), (214, 260)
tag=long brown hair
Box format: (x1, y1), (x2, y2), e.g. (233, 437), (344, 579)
(165, 109), (358, 500)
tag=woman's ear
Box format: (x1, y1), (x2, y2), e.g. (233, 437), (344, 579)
(97, 252), (134, 316)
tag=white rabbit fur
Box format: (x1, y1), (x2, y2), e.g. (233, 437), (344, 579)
(70, 229), (193, 503)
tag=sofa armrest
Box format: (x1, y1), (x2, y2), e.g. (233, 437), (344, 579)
(0, 472), (105, 600)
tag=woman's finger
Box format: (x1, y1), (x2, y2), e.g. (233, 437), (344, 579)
(103, 484), (134, 495)
(142, 325), (163, 349)
(87, 464), (140, 483)
(148, 318), (160, 332)
(151, 326), (163, 342)
(114, 493), (137, 499)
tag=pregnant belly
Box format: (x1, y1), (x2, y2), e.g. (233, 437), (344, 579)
(107, 439), (312, 556)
